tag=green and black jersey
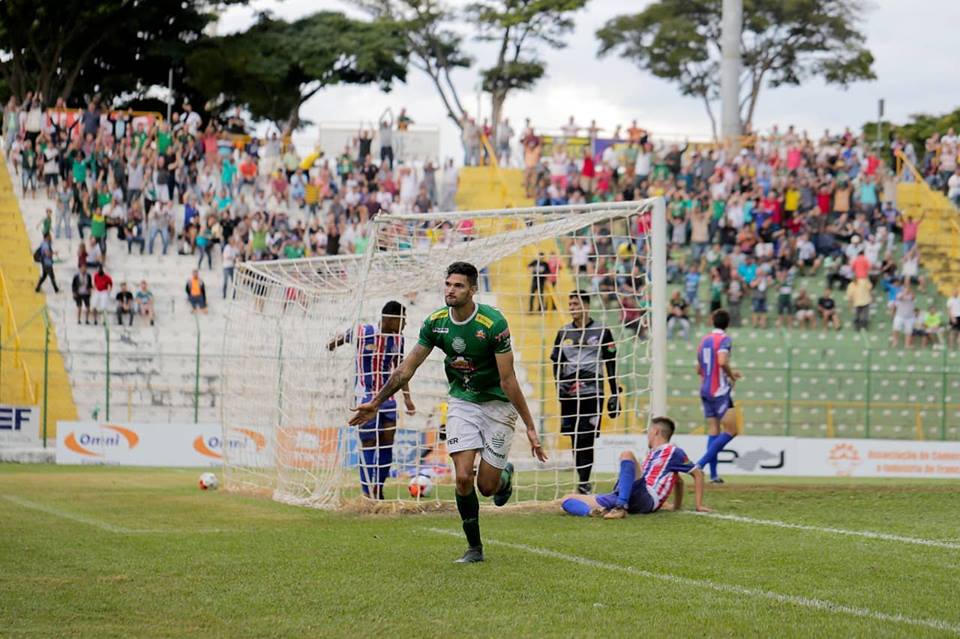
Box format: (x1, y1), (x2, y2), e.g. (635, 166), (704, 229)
(417, 304), (511, 403)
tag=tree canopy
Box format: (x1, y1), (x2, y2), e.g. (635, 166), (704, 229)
(0, 0), (242, 107)
(598, 0), (876, 138)
(184, 12), (410, 133)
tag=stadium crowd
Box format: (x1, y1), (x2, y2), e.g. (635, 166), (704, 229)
(3, 95), (451, 320)
(502, 119), (960, 350)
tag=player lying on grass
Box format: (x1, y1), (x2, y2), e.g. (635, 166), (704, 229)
(560, 416), (710, 518)
(350, 261), (547, 563)
(328, 300), (416, 499)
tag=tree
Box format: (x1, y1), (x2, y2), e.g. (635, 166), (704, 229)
(468, 0), (587, 137)
(0, 0), (243, 107)
(597, 0), (876, 138)
(354, 0), (473, 130)
(185, 12), (409, 134)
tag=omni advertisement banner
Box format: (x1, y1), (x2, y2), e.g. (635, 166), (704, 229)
(596, 435), (960, 479)
(56, 422), (270, 467)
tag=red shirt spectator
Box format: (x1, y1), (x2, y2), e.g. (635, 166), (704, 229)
(94, 270), (113, 292)
(852, 253), (870, 280)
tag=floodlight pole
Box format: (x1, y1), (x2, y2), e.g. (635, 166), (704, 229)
(720, 0), (743, 147)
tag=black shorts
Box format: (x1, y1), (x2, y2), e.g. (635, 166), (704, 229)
(951, 317), (960, 332)
(74, 294), (90, 308)
(44, 173), (58, 186)
(559, 394), (603, 436)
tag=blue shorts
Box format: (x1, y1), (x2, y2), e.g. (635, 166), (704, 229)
(596, 482), (657, 514)
(357, 397), (397, 442)
(701, 394), (734, 420)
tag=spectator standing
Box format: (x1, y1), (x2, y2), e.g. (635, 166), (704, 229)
(496, 118), (514, 166)
(922, 304), (943, 348)
(846, 277), (872, 332)
(33, 233), (59, 293)
(527, 252), (550, 312)
(186, 270), (207, 314)
(54, 181), (73, 240)
(379, 110), (395, 170)
(794, 288), (816, 329)
(891, 284), (916, 349)
(948, 289), (960, 349)
(71, 265), (93, 324)
(92, 265), (113, 325)
(115, 282), (135, 326)
(667, 290), (691, 340)
(222, 236), (239, 299)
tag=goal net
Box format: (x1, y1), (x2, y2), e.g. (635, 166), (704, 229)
(220, 199), (666, 509)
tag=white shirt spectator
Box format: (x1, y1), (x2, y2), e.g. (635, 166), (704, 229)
(948, 173), (960, 200)
(635, 150), (651, 177)
(947, 294), (960, 320)
(602, 145), (619, 171)
(571, 241), (591, 271)
(222, 243), (238, 268)
(798, 238), (816, 262)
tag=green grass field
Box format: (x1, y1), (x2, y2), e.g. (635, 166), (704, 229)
(2, 465), (959, 638)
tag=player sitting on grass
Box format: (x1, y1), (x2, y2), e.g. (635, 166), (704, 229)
(560, 416), (709, 518)
(329, 300), (416, 499)
(350, 261), (547, 563)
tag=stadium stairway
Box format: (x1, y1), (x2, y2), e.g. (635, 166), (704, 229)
(0, 159), (77, 440)
(895, 152), (960, 296)
(14, 185), (229, 426)
(455, 166), (631, 438)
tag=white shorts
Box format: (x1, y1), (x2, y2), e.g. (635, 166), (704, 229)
(92, 290), (111, 311)
(446, 397), (518, 469)
(892, 315), (914, 334)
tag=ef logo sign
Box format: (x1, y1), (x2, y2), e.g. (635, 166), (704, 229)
(0, 406), (34, 432)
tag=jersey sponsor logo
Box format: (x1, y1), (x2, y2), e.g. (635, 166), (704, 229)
(452, 336), (466, 353)
(447, 437), (459, 445)
(449, 356), (475, 372)
(432, 327), (449, 334)
(475, 329), (486, 340)
(475, 314), (494, 329)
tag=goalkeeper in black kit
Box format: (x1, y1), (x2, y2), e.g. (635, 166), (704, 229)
(550, 290), (620, 494)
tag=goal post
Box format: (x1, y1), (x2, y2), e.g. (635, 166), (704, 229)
(220, 198), (667, 509)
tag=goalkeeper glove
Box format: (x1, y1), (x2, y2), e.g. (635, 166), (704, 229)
(607, 390), (622, 419)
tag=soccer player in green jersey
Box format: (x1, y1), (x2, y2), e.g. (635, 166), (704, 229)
(350, 261), (548, 563)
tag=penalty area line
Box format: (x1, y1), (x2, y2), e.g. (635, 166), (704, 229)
(2, 496), (232, 534)
(685, 511), (960, 550)
(425, 527), (960, 635)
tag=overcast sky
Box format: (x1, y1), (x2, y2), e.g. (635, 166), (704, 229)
(217, 0), (960, 160)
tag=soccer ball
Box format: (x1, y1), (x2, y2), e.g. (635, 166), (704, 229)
(408, 475), (433, 498)
(198, 472), (219, 490)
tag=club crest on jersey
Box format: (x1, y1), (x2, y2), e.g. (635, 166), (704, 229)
(364, 343), (376, 351)
(563, 338), (573, 346)
(452, 337), (467, 353)
(475, 329), (486, 341)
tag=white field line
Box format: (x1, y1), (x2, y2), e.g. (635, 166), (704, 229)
(425, 527), (960, 635)
(2, 496), (231, 534)
(685, 511), (960, 550)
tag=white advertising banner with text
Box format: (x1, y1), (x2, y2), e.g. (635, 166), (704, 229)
(596, 435), (960, 479)
(0, 405), (40, 446)
(56, 422), (271, 467)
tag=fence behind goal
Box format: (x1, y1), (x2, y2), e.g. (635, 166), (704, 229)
(220, 200), (667, 508)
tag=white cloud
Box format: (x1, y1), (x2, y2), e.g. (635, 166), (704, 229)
(214, 0), (960, 160)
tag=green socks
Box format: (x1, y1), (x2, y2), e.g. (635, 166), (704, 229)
(456, 489), (482, 548)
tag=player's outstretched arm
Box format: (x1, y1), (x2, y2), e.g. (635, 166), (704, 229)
(349, 343), (431, 426)
(690, 467), (711, 512)
(496, 351), (548, 462)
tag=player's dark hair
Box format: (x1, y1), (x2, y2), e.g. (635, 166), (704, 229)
(712, 308), (730, 330)
(446, 261), (479, 288)
(569, 289), (591, 305)
(651, 416), (676, 440)
(382, 300), (405, 318)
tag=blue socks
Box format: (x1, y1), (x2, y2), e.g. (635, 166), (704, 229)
(698, 432), (734, 477)
(377, 446), (393, 495)
(705, 434), (719, 479)
(562, 498), (592, 517)
(615, 459), (636, 508)
(359, 446), (377, 497)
